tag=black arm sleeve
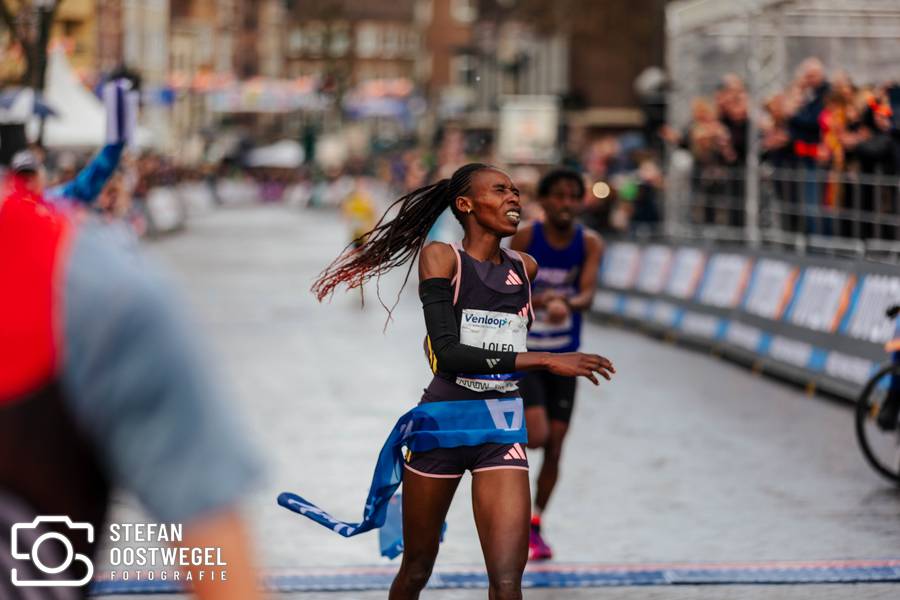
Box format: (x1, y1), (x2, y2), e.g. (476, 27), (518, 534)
(420, 278), (518, 374)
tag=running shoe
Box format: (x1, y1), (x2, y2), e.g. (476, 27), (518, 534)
(528, 522), (553, 561)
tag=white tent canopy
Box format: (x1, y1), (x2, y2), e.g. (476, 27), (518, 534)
(34, 49), (153, 148)
(36, 49), (107, 148)
(246, 140), (304, 169)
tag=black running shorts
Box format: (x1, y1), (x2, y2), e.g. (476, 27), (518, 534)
(519, 371), (577, 423)
(405, 443), (529, 478)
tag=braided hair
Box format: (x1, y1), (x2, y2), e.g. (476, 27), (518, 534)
(312, 163), (492, 313)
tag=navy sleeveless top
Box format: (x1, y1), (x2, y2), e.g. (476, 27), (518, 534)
(525, 222), (585, 353)
(422, 243), (534, 403)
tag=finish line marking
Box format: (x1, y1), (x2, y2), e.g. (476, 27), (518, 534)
(90, 559), (900, 595)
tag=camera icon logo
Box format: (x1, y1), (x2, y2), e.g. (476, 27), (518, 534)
(10, 516), (94, 587)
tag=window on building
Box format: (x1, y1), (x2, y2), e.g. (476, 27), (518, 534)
(304, 23), (324, 56)
(404, 31), (420, 57)
(356, 23), (380, 58)
(196, 25), (213, 65)
(451, 52), (477, 86)
(288, 28), (304, 55)
(330, 23), (350, 58)
(451, 0), (477, 23)
(383, 25), (400, 58)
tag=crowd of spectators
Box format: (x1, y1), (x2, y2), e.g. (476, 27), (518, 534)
(671, 57), (899, 240)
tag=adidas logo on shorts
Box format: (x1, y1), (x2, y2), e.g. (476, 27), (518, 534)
(503, 443), (526, 461)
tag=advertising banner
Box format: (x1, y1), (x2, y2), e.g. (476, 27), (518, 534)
(497, 96), (559, 164)
(600, 242), (641, 290)
(697, 254), (752, 309)
(592, 240), (896, 400)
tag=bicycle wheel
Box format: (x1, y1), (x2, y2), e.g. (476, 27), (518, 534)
(855, 363), (900, 485)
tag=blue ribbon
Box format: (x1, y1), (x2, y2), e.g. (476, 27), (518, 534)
(278, 398), (526, 541)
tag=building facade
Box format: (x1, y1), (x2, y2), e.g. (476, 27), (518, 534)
(285, 0), (419, 86)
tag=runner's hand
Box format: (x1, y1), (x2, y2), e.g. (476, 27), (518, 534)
(545, 297), (570, 324)
(533, 289), (564, 309)
(544, 353), (615, 385)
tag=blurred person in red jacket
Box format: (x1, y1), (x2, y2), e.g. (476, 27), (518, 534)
(0, 186), (265, 600)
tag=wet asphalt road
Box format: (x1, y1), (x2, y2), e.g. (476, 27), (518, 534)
(103, 203), (900, 599)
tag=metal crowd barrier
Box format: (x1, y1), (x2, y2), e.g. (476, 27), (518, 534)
(667, 164), (900, 260)
(592, 239), (900, 400)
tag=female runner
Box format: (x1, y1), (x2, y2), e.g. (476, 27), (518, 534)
(311, 163), (614, 600)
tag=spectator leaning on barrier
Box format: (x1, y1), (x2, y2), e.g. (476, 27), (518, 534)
(716, 74), (749, 165)
(688, 98), (733, 225)
(788, 57), (830, 235)
(760, 92), (794, 231)
(716, 74), (749, 227)
(678, 57), (898, 242)
(819, 71), (856, 234)
(860, 87), (897, 239)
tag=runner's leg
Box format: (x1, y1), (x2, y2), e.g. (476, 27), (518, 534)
(389, 469), (460, 600)
(472, 469), (530, 600)
(525, 406), (549, 449)
(534, 420), (570, 512)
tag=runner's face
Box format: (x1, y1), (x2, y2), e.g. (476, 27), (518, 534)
(458, 169), (521, 237)
(541, 178), (583, 229)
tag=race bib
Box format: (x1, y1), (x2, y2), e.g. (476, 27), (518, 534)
(456, 309), (528, 393)
(527, 309), (574, 350)
(530, 309), (573, 335)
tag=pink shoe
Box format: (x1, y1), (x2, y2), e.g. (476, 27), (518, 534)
(528, 523), (553, 561)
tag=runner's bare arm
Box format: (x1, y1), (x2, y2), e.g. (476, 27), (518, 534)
(418, 241), (457, 281)
(508, 223), (534, 254)
(565, 231), (604, 312)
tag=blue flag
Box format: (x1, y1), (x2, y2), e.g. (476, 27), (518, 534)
(378, 494), (448, 559)
(278, 398), (526, 545)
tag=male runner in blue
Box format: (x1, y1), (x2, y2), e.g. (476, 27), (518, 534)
(510, 168), (604, 560)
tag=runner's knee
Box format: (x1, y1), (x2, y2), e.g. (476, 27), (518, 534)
(397, 554), (436, 590)
(488, 572), (523, 600)
(544, 436), (565, 463)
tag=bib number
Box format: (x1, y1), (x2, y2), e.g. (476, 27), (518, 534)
(456, 309), (527, 393)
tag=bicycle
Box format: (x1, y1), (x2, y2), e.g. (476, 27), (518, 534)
(855, 304), (900, 485)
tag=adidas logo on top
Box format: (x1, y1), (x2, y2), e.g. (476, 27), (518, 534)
(505, 269), (523, 286)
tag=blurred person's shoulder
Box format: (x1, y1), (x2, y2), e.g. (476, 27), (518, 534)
(64, 214), (163, 302)
(60, 216), (264, 523)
